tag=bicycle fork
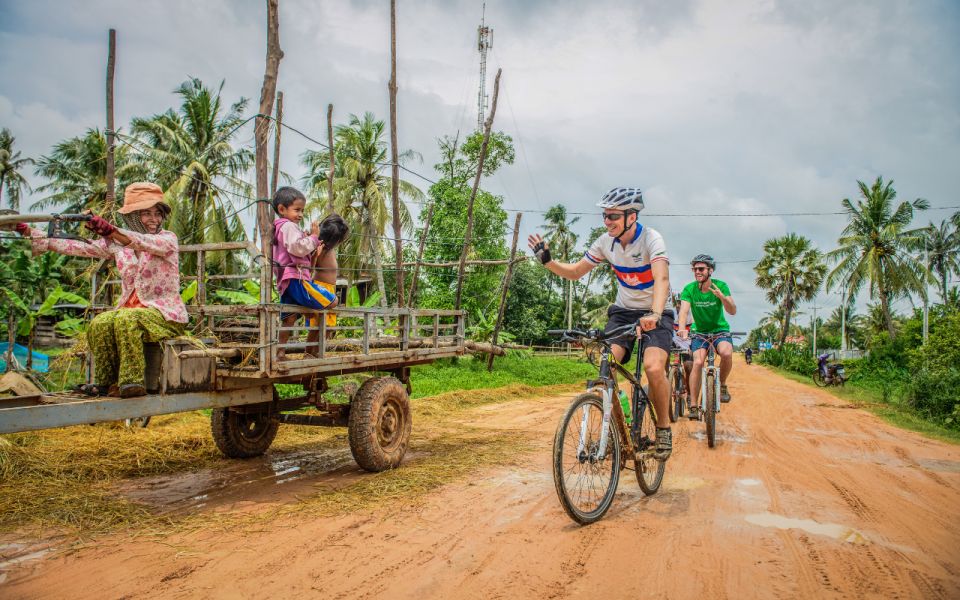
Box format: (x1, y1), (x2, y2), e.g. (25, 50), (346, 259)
(699, 367), (722, 414)
(577, 386), (615, 460)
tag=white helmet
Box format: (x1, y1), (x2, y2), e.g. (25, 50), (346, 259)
(597, 187), (644, 213)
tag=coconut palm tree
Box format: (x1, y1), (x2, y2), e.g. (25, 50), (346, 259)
(825, 177), (929, 339)
(300, 112), (423, 306)
(754, 233), (827, 347)
(543, 204), (580, 329)
(130, 78), (253, 270)
(922, 218), (960, 304)
(0, 128), (34, 211)
(32, 128), (143, 214)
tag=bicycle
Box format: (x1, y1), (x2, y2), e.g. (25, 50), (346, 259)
(549, 322), (667, 525)
(667, 343), (690, 423)
(687, 332), (743, 448)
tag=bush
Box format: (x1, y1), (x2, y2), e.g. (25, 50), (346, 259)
(756, 343), (815, 375)
(908, 311), (960, 428)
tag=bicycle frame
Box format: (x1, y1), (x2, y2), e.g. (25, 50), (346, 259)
(692, 334), (725, 416)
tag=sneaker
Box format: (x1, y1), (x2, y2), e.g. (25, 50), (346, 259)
(720, 385), (732, 403)
(654, 428), (672, 460)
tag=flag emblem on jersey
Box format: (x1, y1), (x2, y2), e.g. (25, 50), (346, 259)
(612, 264), (654, 289)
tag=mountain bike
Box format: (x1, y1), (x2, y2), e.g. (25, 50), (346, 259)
(667, 344), (690, 422)
(688, 332), (743, 448)
(549, 322), (667, 525)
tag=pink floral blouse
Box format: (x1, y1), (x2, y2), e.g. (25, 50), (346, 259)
(28, 227), (189, 324)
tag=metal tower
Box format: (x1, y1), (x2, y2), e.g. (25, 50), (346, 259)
(476, 4), (493, 130)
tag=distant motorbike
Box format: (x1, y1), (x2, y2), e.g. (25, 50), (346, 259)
(813, 353), (845, 387)
(744, 349), (753, 365)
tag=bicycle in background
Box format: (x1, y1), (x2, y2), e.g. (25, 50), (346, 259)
(688, 332), (744, 448)
(549, 322), (667, 524)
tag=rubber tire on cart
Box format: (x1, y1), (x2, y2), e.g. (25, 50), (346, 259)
(211, 404), (279, 459)
(348, 376), (412, 472)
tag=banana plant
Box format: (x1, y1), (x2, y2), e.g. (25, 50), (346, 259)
(1, 285), (88, 369)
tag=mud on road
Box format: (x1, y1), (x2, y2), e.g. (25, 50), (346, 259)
(4, 359), (960, 599)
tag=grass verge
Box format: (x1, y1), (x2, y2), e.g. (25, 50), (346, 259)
(765, 366), (960, 445)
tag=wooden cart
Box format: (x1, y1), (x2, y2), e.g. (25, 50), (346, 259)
(0, 240), (467, 472)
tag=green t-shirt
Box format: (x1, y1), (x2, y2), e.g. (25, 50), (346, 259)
(680, 278), (731, 333)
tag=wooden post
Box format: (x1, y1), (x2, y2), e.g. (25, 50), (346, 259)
(389, 0), (404, 307)
(5, 309), (14, 373)
(454, 68), (501, 311)
(270, 91), (283, 197)
(406, 201), (434, 306)
(105, 29), (117, 214)
(255, 0), (283, 372)
(326, 103), (335, 213)
(488, 212), (522, 371)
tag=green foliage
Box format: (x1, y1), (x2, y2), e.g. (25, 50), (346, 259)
(212, 280), (277, 304)
(408, 353), (595, 399)
(756, 343), (815, 375)
(345, 285), (380, 308)
(908, 310), (960, 427)
(466, 310), (515, 343)
(754, 233), (827, 346)
(0, 127), (34, 211)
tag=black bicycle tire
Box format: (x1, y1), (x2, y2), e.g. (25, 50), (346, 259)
(705, 372), (716, 448)
(634, 398), (665, 495)
(812, 371), (828, 387)
(668, 366), (680, 423)
(552, 392), (621, 525)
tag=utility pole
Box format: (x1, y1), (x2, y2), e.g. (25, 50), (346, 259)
(105, 29), (117, 213)
(923, 240), (930, 343)
(840, 288), (847, 354)
(476, 3), (493, 130)
(811, 303), (822, 358)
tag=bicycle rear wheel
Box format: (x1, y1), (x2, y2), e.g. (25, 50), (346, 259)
(705, 372), (717, 448)
(553, 392), (621, 524)
(634, 398), (665, 495)
(812, 371), (828, 387)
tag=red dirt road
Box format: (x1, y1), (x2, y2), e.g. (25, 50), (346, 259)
(4, 361), (960, 599)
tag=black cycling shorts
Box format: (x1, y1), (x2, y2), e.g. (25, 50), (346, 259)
(603, 305), (674, 363)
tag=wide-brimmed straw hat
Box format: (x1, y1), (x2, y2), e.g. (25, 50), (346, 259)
(118, 182), (171, 215)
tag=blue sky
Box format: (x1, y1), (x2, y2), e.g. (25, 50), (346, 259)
(2, 0), (959, 331)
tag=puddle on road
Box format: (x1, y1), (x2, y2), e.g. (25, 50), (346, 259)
(113, 447), (357, 512)
(745, 512), (868, 544)
(736, 478), (762, 487)
(917, 458), (960, 473)
(689, 431), (748, 444)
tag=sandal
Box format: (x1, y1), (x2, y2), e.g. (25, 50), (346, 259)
(119, 384), (147, 398)
(76, 383), (111, 397)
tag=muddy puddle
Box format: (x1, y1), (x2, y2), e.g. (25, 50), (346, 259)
(112, 446), (362, 513)
(688, 431), (749, 444)
(745, 512), (868, 544)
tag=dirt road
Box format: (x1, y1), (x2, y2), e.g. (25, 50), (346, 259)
(4, 361), (960, 599)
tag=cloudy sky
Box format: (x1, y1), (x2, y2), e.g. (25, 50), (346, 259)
(2, 0), (959, 331)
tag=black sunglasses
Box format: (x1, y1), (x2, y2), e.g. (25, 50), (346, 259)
(602, 213), (624, 222)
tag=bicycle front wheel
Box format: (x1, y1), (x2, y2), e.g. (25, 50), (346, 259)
(553, 392), (621, 524)
(705, 372), (717, 448)
(668, 366), (683, 422)
(634, 398), (665, 495)
(812, 371), (828, 387)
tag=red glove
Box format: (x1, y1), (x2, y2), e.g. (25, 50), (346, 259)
(84, 215), (117, 237)
(14, 223), (29, 236)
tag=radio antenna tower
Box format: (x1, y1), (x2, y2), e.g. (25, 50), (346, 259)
(476, 3), (493, 130)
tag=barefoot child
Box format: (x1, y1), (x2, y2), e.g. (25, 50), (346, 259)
(272, 187), (349, 358)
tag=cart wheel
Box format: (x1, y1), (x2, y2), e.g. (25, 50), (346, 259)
(211, 405), (279, 458)
(348, 376), (411, 472)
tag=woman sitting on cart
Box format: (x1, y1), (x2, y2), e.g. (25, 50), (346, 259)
(15, 182), (188, 398)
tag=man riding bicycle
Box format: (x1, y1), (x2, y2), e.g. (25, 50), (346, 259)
(527, 187), (674, 459)
(677, 254), (737, 408)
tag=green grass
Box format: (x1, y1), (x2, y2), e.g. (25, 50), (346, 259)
(409, 352), (596, 399)
(767, 366), (960, 444)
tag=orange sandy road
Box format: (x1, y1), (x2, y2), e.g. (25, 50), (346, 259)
(4, 359), (960, 599)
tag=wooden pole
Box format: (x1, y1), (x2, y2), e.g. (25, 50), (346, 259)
(389, 0), (404, 307)
(105, 29), (117, 214)
(406, 201), (434, 306)
(255, 0), (283, 370)
(488, 212), (522, 371)
(454, 68), (501, 311)
(326, 103), (335, 213)
(270, 91), (283, 197)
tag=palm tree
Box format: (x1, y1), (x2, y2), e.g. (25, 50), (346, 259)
(32, 128), (142, 214)
(825, 177), (928, 339)
(754, 233), (827, 347)
(0, 129), (34, 211)
(923, 218), (960, 304)
(543, 204), (580, 329)
(130, 78), (253, 270)
(301, 112), (423, 306)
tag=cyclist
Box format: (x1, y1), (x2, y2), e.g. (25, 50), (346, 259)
(527, 187), (674, 459)
(672, 316), (694, 400)
(677, 254), (737, 407)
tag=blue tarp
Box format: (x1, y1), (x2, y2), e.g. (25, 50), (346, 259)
(0, 343), (49, 373)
